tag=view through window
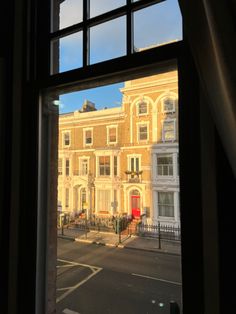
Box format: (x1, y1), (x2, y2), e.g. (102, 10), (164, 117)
(44, 1), (183, 313)
(55, 67), (182, 314)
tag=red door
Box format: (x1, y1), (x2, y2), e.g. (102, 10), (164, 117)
(131, 195), (140, 218)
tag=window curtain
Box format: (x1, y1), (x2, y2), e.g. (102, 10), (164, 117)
(178, 0), (236, 177)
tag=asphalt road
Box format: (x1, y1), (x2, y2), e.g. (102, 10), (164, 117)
(57, 238), (182, 314)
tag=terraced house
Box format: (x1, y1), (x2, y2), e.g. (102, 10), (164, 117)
(58, 69), (180, 226)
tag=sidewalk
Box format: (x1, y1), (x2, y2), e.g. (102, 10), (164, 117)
(58, 227), (181, 256)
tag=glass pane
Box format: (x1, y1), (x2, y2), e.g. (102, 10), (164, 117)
(51, 31), (83, 74)
(51, 0), (83, 32)
(43, 64), (182, 313)
(90, 0), (126, 18)
(133, 0), (182, 51)
(90, 16), (126, 64)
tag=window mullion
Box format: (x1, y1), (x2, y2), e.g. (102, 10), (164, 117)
(83, 0), (90, 67)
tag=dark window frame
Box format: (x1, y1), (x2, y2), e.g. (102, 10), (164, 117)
(7, 1), (205, 314)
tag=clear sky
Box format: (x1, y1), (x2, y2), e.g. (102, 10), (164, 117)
(58, 0), (182, 114)
(59, 82), (124, 113)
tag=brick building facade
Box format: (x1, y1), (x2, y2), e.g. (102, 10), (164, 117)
(58, 70), (180, 226)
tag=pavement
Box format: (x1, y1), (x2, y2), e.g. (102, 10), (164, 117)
(58, 227), (181, 256)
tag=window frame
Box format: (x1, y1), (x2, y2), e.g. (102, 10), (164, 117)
(98, 155), (111, 177)
(107, 125), (118, 144)
(83, 128), (93, 146)
(6, 0), (211, 313)
(157, 191), (175, 218)
(157, 154), (174, 177)
(162, 96), (176, 113)
(62, 130), (71, 147)
(79, 156), (89, 176)
(137, 100), (148, 116)
(162, 118), (176, 142)
(137, 121), (149, 142)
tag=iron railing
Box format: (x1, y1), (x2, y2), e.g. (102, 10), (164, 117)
(137, 223), (181, 241)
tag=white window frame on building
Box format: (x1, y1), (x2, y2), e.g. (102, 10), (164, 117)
(137, 99), (148, 116)
(107, 125), (118, 144)
(62, 130), (71, 147)
(157, 191), (175, 218)
(137, 122), (149, 142)
(79, 157), (89, 176)
(65, 158), (70, 176)
(98, 156), (111, 176)
(114, 155), (118, 176)
(162, 119), (176, 142)
(58, 158), (62, 175)
(157, 154), (174, 177)
(83, 128), (93, 146)
(162, 96), (176, 113)
(97, 189), (111, 213)
(127, 154), (141, 178)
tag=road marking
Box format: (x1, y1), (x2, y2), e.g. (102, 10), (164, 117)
(57, 264), (76, 268)
(63, 309), (80, 314)
(57, 258), (102, 304)
(57, 287), (74, 291)
(57, 268), (102, 303)
(131, 273), (182, 286)
(58, 258), (100, 271)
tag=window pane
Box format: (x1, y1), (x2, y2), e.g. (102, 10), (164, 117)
(133, 0), (182, 51)
(51, 31), (83, 74)
(138, 101), (147, 114)
(90, 16), (126, 64)
(90, 0), (126, 18)
(51, 0), (83, 32)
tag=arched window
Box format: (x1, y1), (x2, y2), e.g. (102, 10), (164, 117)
(137, 100), (148, 115)
(162, 97), (175, 113)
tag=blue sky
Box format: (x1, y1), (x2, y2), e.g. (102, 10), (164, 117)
(57, 0), (182, 113)
(59, 82), (124, 113)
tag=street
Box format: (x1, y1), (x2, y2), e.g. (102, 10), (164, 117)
(57, 238), (182, 314)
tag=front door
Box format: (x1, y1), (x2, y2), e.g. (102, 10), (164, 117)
(131, 195), (140, 218)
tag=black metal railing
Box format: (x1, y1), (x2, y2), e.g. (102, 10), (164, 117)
(137, 223), (181, 241)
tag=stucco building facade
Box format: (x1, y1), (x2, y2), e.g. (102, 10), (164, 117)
(58, 70), (180, 226)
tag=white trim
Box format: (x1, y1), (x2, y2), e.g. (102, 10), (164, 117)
(78, 156), (90, 176)
(62, 130), (71, 148)
(162, 119), (176, 142)
(130, 96), (154, 143)
(161, 96), (176, 113)
(136, 99), (149, 116)
(83, 127), (93, 147)
(106, 125), (118, 145)
(136, 121), (149, 143)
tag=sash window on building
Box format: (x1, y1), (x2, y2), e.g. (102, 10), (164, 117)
(114, 156), (118, 176)
(64, 132), (70, 146)
(138, 124), (148, 141)
(163, 98), (175, 113)
(163, 120), (175, 141)
(138, 101), (147, 115)
(85, 129), (92, 145)
(158, 192), (174, 217)
(99, 156), (110, 176)
(80, 159), (88, 176)
(65, 159), (70, 176)
(108, 127), (117, 143)
(157, 155), (173, 176)
(58, 158), (62, 175)
(97, 190), (111, 212)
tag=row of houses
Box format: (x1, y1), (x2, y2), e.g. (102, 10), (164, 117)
(58, 69), (180, 226)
